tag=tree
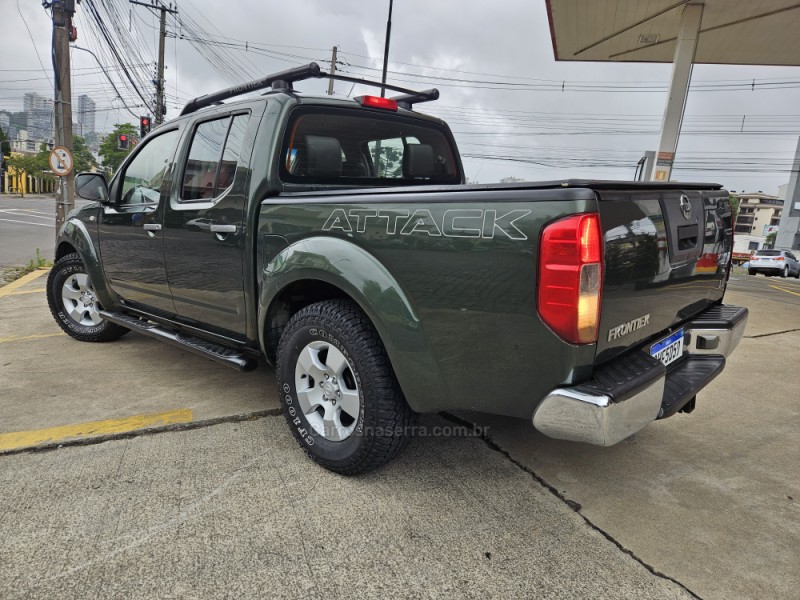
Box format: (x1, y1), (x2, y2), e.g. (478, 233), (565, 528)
(765, 231), (777, 248)
(99, 123), (137, 176)
(5, 152), (42, 197)
(0, 126), (10, 158)
(72, 136), (98, 173)
(728, 194), (740, 224)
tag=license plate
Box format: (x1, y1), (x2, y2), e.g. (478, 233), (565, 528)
(650, 329), (685, 367)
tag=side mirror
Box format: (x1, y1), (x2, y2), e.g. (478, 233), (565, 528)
(74, 172), (109, 203)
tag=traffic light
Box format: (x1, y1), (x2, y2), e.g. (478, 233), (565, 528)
(139, 116), (151, 138)
(117, 134), (130, 151)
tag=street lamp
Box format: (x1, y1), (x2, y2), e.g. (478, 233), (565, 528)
(70, 45), (140, 119)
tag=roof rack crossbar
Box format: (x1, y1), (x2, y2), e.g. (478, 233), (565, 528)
(180, 62), (322, 116)
(320, 73), (436, 100)
(390, 88), (440, 109)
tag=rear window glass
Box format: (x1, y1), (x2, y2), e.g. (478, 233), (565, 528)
(755, 250), (781, 256)
(280, 108), (460, 186)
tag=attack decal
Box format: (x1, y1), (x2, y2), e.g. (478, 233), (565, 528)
(322, 208), (531, 241)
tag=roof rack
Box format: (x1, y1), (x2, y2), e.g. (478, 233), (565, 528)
(180, 63), (322, 116)
(181, 63), (439, 116)
(180, 62), (440, 117)
(322, 73), (439, 108)
(390, 89), (439, 109)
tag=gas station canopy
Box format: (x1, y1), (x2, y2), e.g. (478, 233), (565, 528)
(545, 0), (800, 66)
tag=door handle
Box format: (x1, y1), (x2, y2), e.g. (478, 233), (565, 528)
(210, 224), (237, 234)
(143, 223), (162, 231)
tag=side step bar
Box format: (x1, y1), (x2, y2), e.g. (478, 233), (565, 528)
(99, 311), (258, 372)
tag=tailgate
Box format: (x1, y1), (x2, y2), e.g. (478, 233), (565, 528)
(595, 188), (733, 363)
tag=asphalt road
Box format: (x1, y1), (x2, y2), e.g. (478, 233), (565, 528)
(0, 194), (89, 267)
(726, 270), (800, 313)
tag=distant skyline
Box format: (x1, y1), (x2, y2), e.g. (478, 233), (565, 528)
(2, 0), (799, 194)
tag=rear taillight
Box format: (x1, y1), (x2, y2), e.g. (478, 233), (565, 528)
(538, 213), (603, 344)
(776, 256), (785, 261)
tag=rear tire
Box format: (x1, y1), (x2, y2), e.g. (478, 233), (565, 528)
(782, 266), (789, 278)
(748, 270), (756, 276)
(46, 253), (129, 342)
(275, 299), (416, 475)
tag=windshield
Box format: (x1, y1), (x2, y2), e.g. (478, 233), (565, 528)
(280, 107), (461, 187)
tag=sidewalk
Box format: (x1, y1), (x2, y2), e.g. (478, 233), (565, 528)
(0, 269), (278, 452)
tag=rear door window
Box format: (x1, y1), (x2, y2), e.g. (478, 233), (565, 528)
(181, 114), (250, 201)
(281, 108), (460, 186)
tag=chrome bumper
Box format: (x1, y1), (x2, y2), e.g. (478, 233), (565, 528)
(532, 305), (748, 446)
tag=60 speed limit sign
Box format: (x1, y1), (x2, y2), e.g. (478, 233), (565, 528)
(48, 146), (74, 177)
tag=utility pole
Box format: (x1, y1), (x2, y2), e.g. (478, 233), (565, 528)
(380, 0), (394, 97)
(52, 0), (76, 239)
(130, 1), (177, 125)
(327, 46), (338, 95)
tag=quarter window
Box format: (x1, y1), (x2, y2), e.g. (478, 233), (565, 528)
(181, 114), (249, 201)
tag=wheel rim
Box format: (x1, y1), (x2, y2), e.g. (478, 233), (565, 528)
(61, 273), (102, 327)
(294, 340), (360, 441)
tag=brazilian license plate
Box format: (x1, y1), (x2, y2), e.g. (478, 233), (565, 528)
(650, 329), (685, 367)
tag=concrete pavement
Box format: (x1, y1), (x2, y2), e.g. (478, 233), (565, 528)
(1, 269), (798, 598)
(0, 416), (693, 600)
(0, 269), (278, 448)
(457, 276), (800, 600)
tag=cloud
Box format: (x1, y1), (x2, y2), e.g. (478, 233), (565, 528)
(2, 0), (799, 193)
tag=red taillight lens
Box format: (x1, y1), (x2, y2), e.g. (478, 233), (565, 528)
(776, 256), (785, 261)
(538, 213), (603, 344)
(356, 95), (398, 111)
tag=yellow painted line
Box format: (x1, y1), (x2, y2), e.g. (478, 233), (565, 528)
(0, 269), (49, 298)
(5, 287), (46, 296)
(770, 285), (800, 298)
(0, 409), (193, 452)
(0, 332), (65, 344)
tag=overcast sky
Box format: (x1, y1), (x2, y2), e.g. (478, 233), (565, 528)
(2, 0), (800, 194)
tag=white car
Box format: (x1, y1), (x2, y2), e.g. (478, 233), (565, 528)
(748, 250), (800, 278)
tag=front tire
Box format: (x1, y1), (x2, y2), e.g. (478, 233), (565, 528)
(46, 253), (129, 342)
(276, 299), (416, 475)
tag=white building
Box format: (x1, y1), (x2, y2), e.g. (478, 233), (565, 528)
(732, 192), (783, 253)
(775, 138), (800, 250)
(77, 94), (96, 137)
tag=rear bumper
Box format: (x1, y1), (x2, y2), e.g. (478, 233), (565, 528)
(532, 304), (748, 446)
(749, 265), (782, 273)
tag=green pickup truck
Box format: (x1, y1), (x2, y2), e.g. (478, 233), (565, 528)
(50, 63), (747, 474)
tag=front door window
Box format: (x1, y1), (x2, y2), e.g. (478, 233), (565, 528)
(119, 130), (180, 205)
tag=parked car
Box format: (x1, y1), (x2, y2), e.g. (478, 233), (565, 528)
(49, 63), (747, 475)
(748, 250), (800, 278)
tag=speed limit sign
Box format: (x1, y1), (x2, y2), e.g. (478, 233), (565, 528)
(49, 146), (74, 177)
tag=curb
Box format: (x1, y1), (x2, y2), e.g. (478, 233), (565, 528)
(0, 269), (50, 299)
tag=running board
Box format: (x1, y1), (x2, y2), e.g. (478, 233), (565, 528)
(99, 310), (258, 372)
